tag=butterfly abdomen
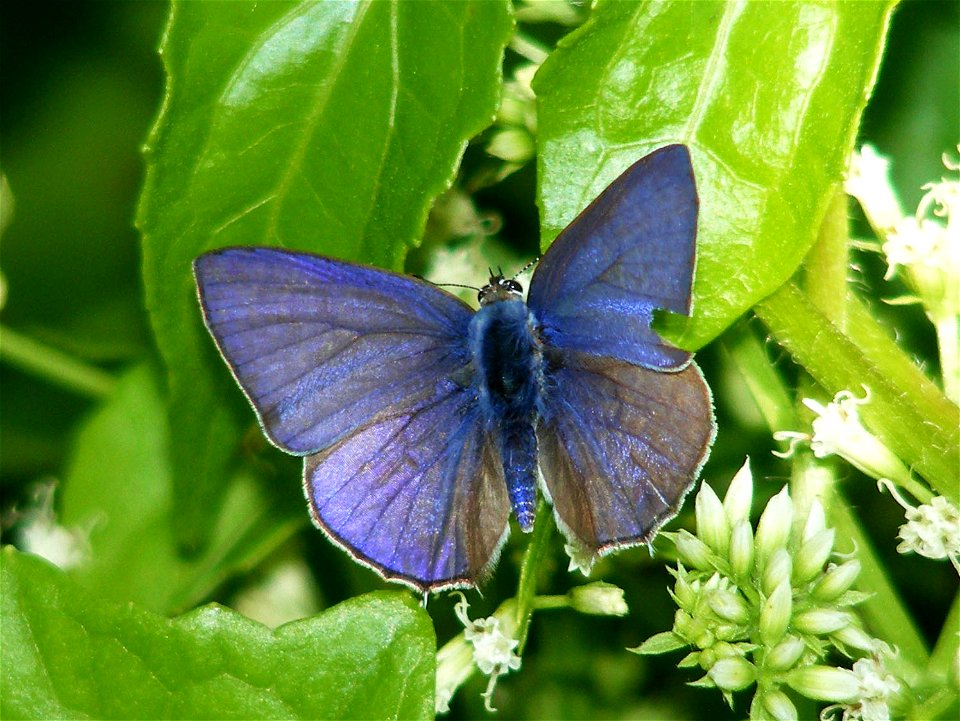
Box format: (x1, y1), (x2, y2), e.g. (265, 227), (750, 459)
(469, 297), (543, 531)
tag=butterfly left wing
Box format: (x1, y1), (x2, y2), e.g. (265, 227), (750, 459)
(305, 399), (511, 592)
(537, 349), (714, 555)
(194, 246), (475, 455)
(195, 247), (511, 590)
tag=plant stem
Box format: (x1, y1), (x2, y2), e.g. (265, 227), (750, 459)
(934, 311), (959, 404)
(719, 323), (795, 435)
(514, 498), (553, 653)
(0, 324), (115, 399)
(928, 589), (960, 681)
(755, 283), (959, 503)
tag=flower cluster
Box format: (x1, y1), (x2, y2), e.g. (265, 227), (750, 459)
(773, 386), (959, 575)
(633, 461), (899, 721)
(845, 144), (959, 403)
(878, 480), (960, 575)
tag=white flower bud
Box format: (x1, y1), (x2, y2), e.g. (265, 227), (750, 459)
(793, 608), (852, 636)
(487, 128), (535, 164)
(831, 624), (880, 654)
(786, 665), (860, 702)
(802, 499), (827, 541)
(729, 520), (756, 579)
(756, 487), (793, 564)
(759, 581), (793, 647)
(676, 530), (715, 570)
(568, 582), (629, 617)
(793, 529), (835, 585)
(707, 657), (756, 691)
(696, 482), (730, 555)
(811, 560), (861, 602)
(766, 635), (806, 672)
(762, 689), (799, 721)
(708, 588), (750, 625)
(762, 548), (793, 596)
(723, 458), (754, 525)
(671, 567), (696, 609)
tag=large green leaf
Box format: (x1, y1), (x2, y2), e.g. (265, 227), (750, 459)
(57, 364), (301, 615)
(137, 1), (513, 547)
(2, 548), (435, 719)
(534, 0), (896, 349)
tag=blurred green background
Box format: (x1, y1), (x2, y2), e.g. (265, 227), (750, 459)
(1, 1), (957, 719)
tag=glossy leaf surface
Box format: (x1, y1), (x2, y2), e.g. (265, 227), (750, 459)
(1, 548), (435, 720)
(137, 1), (512, 545)
(534, 0), (895, 349)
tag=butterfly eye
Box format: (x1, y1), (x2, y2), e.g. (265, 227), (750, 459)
(505, 279), (523, 294)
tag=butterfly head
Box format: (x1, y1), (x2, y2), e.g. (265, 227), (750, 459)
(478, 274), (523, 306)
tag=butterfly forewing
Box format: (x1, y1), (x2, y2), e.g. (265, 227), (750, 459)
(194, 247), (474, 455)
(528, 144), (698, 371)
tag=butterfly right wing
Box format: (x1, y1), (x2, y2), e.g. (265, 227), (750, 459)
(527, 145), (698, 371)
(537, 350), (714, 555)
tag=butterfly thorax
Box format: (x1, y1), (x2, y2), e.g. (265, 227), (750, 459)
(469, 279), (543, 532)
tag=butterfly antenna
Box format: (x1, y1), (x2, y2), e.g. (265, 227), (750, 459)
(512, 257), (540, 279)
(432, 281), (480, 292)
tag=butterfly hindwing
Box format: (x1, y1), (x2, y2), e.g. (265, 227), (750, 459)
(528, 144), (698, 371)
(537, 350), (714, 554)
(194, 247), (474, 455)
(305, 400), (511, 591)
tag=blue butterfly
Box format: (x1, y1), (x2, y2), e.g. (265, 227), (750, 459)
(194, 144), (715, 592)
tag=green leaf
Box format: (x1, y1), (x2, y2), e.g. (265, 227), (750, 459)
(533, 0), (896, 349)
(137, 1), (513, 548)
(629, 631), (688, 655)
(2, 548), (435, 720)
(58, 364), (302, 614)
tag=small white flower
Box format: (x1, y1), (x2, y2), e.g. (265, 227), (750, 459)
(882, 215), (949, 280)
(878, 146), (959, 327)
(918, 146), (960, 225)
(16, 481), (90, 570)
(773, 387), (909, 484)
(845, 145), (904, 235)
(879, 480), (960, 573)
(823, 655), (900, 721)
(451, 593), (522, 712)
(804, 388), (871, 459)
(564, 541), (596, 577)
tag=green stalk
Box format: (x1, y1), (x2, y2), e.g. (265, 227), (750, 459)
(755, 284), (959, 503)
(514, 498), (554, 652)
(0, 324), (115, 399)
(928, 590), (960, 682)
(719, 323), (795, 435)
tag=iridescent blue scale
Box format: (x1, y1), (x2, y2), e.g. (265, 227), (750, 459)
(194, 144), (715, 592)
